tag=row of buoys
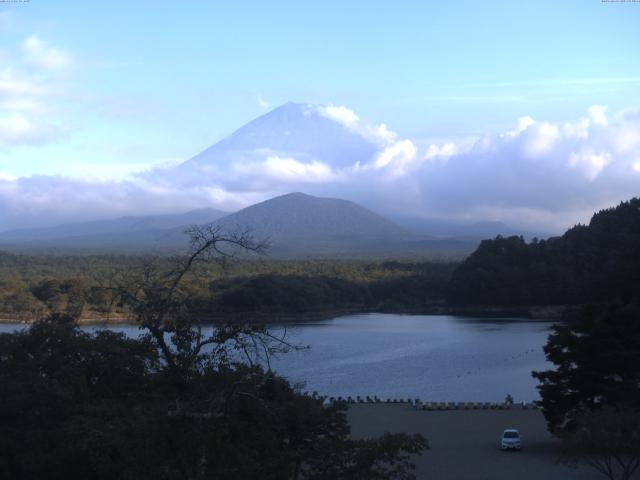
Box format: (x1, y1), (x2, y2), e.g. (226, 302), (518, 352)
(298, 392), (539, 410)
(502, 348), (537, 362)
(452, 348), (540, 380)
(415, 400), (539, 411)
(457, 348), (540, 377)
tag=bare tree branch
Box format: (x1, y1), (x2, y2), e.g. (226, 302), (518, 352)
(99, 223), (294, 374)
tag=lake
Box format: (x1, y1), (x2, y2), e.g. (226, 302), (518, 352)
(0, 313), (554, 402)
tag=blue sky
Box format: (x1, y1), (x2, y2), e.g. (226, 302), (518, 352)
(0, 1), (639, 230)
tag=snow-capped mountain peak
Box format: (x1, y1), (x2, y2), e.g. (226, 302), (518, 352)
(180, 102), (383, 171)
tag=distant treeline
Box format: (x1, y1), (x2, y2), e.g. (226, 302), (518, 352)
(448, 198), (640, 306)
(0, 254), (456, 321)
(3, 198), (639, 320)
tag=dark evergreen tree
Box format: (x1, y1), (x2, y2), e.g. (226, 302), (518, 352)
(533, 302), (640, 433)
(448, 197), (640, 306)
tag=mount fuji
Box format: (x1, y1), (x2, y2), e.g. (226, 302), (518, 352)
(0, 103), (528, 255)
(178, 102), (381, 175)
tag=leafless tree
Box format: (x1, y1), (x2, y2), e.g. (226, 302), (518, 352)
(105, 224), (299, 373)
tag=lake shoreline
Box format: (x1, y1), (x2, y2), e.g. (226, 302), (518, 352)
(2, 313), (553, 401)
(0, 304), (570, 326)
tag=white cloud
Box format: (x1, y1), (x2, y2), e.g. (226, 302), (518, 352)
(0, 69), (50, 97)
(384, 105), (640, 229)
(0, 113), (60, 146)
(563, 116), (591, 139)
(263, 156), (336, 181)
(612, 110), (640, 153)
(58, 162), (164, 181)
(568, 151), (612, 180)
(588, 105), (608, 127)
(363, 123), (397, 146)
(0, 97), (45, 114)
(525, 121), (560, 156)
(424, 142), (458, 160)
(504, 116), (534, 137)
(0, 37), (74, 148)
(23, 35), (73, 70)
(373, 139), (417, 175)
(314, 104), (399, 147)
(1, 104), (640, 233)
(233, 155), (339, 184)
(257, 94), (270, 108)
(316, 104), (360, 128)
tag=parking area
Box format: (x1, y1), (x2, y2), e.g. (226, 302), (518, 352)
(348, 404), (603, 480)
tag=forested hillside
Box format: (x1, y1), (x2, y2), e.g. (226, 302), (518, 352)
(0, 254), (455, 321)
(4, 198), (638, 320)
(448, 198), (640, 306)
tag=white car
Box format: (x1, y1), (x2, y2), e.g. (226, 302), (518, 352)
(499, 429), (522, 451)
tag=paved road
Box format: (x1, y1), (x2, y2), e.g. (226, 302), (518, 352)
(348, 405), (605, 480)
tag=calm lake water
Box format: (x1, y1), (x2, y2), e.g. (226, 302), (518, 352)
(0, 313), (554, 402)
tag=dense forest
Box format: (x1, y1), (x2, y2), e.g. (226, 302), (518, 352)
(2, 197), (639, 321)
(448, 198), (640, 306)
(0, 254), (455, 322)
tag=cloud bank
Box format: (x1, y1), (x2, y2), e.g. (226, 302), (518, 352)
(0, 35), (72, 148)
(1, 104), (639, 232)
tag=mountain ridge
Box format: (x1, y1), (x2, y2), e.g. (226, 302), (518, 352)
(0, 208), (228, 243)
(212, 192), (407, 241)
(0, 192), (481, 257)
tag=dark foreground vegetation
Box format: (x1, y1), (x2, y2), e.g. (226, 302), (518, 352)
(0, 318), (426, 480)
(533, 300), (640, 480)
(0, 226), (427, 479)
(520, 200), (640, 480)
